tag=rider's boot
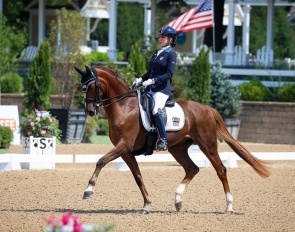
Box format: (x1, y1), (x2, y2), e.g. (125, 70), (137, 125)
(153, 113), (167, 151)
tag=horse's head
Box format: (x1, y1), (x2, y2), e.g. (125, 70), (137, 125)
(74, 65), (101, 116)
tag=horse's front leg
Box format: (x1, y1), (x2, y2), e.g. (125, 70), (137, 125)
(83, 144), (125, 199)
(122, 155), (152, 214)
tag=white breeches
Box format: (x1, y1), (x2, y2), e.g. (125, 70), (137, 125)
(148, 91), (169, 115)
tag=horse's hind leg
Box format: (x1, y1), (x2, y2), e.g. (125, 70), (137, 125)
(197, 141), (234, 214)
(168, 140), (200, 212)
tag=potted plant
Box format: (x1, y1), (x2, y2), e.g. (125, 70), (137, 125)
(19, 109), (62, 169)
(48, 8), (87, 144)
(210, 61), (242, 139)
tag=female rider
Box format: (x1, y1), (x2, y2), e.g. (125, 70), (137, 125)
(133, 26), (177, 151)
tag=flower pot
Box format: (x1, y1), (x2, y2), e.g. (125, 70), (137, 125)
(49, 109), (87, 144)
(21, 136), (56, 170)
(224, 118), (241, 140)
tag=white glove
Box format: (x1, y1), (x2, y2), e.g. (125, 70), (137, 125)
(142, 79), (155, 88)
(132, 78), (143, 88)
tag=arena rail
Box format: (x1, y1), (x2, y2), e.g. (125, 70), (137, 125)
(1, 149), (295, 172)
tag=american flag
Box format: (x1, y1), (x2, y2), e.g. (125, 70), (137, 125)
(167, 0), (213, 33)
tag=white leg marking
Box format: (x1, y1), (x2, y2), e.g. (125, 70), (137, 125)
(85, 185), (93, 192)
(225, 192), (234, 212)
(175, 184), (186, 203)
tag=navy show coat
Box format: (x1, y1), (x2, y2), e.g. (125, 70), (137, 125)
(141, 47), (176, 96)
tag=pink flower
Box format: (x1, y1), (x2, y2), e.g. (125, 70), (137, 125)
(27, 132), (32, 136)
(49, 118), (53, 123)
(73, 223), (82, 232)
(30, 122), (35, 127)
(62, 212), (72, 225)
(41, 130), (46, 135)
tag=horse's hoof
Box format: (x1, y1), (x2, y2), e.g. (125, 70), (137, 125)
(175, 201), (182, 211)
(83, 191), (93, 199)
(225, 210), (234, 215)
(139, 209), (149, 215)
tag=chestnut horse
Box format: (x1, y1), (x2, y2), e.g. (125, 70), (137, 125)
(74, 65), (270, 214)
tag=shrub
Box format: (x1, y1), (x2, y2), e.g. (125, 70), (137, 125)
(23, 41), (51, 115)
(187, 47), (211, 105)
(238, 80), (270, 101)
(96, 118), (109, 135)
(83, 116), (99, 141)
(173, 65), (190, 101)
(84, 52), (110, 62)
(0, 125), (13, 149)
(0, 72), (23, 93)
(128, 42), (147, 77)
(277, 83), (295, 102)
(210, 62), (241, 118)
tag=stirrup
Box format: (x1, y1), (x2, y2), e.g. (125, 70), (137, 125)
(156, 139), (167, 151)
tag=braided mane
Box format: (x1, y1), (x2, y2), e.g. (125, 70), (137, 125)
(94, 65), (128, 85)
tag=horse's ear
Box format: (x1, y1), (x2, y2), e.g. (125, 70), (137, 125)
(85, 65), (91, 74)
(74, 66), (84, 75)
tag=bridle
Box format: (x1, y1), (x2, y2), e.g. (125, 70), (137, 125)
(81, 69), (138, 111)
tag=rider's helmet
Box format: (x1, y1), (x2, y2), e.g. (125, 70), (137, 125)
(158, 26), (177, 47)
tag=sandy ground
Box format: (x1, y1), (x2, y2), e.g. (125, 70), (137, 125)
(1, 142), (295, 231)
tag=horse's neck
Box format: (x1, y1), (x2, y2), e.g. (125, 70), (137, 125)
(99, 70), (137, 117)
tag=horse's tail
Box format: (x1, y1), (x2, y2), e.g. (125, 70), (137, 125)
(209, 107), (271, 178)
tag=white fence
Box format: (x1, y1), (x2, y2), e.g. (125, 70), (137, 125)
(1, 147), (295, 172)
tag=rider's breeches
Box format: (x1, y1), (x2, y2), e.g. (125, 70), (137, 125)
(148, 91), (169, 115)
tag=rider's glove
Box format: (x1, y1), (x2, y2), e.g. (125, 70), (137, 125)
(132, 78), (143, 89)
(142, 79), (155, 88)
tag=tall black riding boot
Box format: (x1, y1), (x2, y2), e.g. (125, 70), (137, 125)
(153, 113), (167, 151)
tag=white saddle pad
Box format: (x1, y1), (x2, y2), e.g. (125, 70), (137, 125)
(137, 91), (185, 132)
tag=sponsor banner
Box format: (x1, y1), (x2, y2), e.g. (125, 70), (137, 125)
(0, 105), (20, 145)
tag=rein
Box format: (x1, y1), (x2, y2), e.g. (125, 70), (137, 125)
(82, 68), (139, 109)
(98, 89), (138, 108)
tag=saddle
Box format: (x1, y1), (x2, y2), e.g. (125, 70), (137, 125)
(132, 91), (178, 157)
(140, 91), (175, 126)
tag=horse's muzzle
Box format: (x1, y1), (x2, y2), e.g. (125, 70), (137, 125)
(85, 104), (97, 116)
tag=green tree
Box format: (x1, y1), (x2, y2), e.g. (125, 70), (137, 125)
(243, 6), (295, 59)
(128, 42), (147, 77)
(187, 47), (211, 105)
(0, 14), (26, 76)
(49, 8), (86, 109)
(210, 62), (241, 118)
(23, 41), (51, 114)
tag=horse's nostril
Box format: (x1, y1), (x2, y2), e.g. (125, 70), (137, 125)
(88, 111), (95, 116)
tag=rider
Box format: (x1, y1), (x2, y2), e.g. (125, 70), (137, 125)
(132, 26), (177, 151)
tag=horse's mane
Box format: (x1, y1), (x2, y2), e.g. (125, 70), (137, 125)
(94, 65), (128, 86)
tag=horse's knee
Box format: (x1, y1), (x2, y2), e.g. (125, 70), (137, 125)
(217, 166), (227, 179)
(96, 158), (107, 167)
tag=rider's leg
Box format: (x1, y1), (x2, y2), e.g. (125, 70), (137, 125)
(153, 110), (167, 150)
(150, 92), (169, 151)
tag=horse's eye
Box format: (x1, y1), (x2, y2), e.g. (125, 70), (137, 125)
(89, 84), (96, 91)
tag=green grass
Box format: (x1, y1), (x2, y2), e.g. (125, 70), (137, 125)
(0, 149), (9, 154)
(89, 135), (111, 144)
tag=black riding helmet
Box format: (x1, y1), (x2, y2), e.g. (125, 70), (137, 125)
(158, 26), (177, 47)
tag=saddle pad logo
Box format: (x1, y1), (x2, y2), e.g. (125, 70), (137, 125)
(172, 117), (180, 126)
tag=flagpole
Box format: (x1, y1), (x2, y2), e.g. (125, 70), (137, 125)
(212, 0), (216, 63)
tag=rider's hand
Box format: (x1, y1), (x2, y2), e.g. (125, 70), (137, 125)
(142, 79), (155, 88)
(132, 78), (143, 89)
